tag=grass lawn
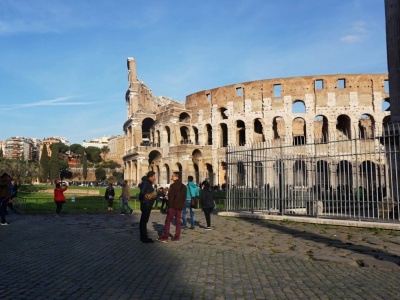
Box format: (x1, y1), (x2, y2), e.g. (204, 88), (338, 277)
(13, 184), (226, 213)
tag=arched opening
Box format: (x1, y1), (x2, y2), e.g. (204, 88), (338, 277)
(358, 114), (375, 139)
(292, 117), (306, 145)
(206, 124), (213, 145)
(141, 118), (155, 146)
(236, 120), (246, 145)
(219, 123), (228, 147)
(383, 116), (391, 128)
(148, 150), (162, 165)
(382, 97), (390, 112)
(315, 160), (330, 192)
(192, 126), (199, 145)
(336, 160), (353, 199)
(180, 126), (191, 144)
(163, 164), (170, 186)
(255, 161), (264, 187)
(292, 100), (306, 113)
(336, 115), (351, 139)
(192, 149), (202, 184)
(272, 117), (285, 140)
(314, 115), (329, 143)
(254, 119), (265, 143)
(219, 107), (229, 119)
(179, 112), (190, 123)
(176, 163), (183, 176)
(237, 162), (245, 187)
(206, 163), (214, 186)
(164, 126), (171, 143)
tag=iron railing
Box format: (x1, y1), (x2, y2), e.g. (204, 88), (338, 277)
(225, 124), (400, 222)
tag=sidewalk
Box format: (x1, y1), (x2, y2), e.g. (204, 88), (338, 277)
(1, 210), (399, 299)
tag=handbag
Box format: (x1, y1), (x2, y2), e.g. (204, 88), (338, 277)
(188, 184), (199, 208)
(144, 190), (157, 201)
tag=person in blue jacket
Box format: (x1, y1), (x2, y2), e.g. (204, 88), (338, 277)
(182, 175), (200, 229)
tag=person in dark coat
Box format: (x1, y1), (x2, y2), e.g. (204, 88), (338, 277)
(104, 183), (115, 211)
(201, 180), (215, 230)
(138, 171), (157, 243)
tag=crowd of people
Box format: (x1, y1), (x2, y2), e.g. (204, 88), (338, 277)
(2, 170), (216, 244)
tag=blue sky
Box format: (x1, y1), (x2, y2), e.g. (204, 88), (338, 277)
(0, 0), (387, 145)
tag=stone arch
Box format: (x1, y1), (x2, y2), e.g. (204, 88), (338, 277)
(180, 126), (191, 144)
(148, 150), (162, 165)
(359, 160), (380, 188)
(164, 126), (171, 143)
(219, 107), (229, 119)
(292, 117), (306, 145)
(272, 116), (285, 140)
(382, 97), (390, 112)
(292, 100), (306, 113)
(358, 114), (375, 138)
(163, 164), (170, 185)
(314, 115), (329, 143)
(219, 123), (228, 147)
(141, 118), (155, 146)
(383, 116), (391, 128)
(336, 114), (351, 139)
(237, 161), (245, 187)
(179, 112), (191, 122)
(253, 118), (265, 143)
(336, 160), (353, 192)
(255, 161), (264, 187)
(192, 149), (202, 183)
(192, 126), (199, 145)
(236, 120), (246, 145)
(205, 124), (213, 145)
(315, 160), (330, 189)
(206, 163), (214, 186)
(175, 162), (183, 176)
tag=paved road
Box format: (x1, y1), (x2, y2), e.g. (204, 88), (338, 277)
(1, 209), (400, 299)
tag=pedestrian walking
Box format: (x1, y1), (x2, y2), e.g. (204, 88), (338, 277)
(201, 180), (215, 230)
(182, 175), (199, 229)
(119, 180), (133, 215)
(157, 172), (186, 243)
(54, 180), (68, 217)
(104, 183), (115, 211)
(138, 171), (157, 243)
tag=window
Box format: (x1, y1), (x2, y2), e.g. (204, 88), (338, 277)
(273, 84), (281, 98)
(384, 79), (389, 94)
(338, 78), (346, 89)
(315, 79), (323, 90)
(236, 87), (243, 97)
(206, 93), (211, 102)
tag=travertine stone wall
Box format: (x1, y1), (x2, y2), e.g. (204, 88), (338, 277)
(123, 57), (390, 187)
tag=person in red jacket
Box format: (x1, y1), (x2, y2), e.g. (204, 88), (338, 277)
(54, 180), (68, 217)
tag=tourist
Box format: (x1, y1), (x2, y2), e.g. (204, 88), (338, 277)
(104, 183), (115, 211)
(119, 180), (133, 215)
(54, 180), (68, 217)
(201, 180), (215, 230)
(157, 172), (186, 243)
(138, 171), (157, 243)
(0, 173), (12, 225)
(182, 175), (199, 229)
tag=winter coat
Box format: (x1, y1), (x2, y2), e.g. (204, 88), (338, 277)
(104, 187), (115, 199)
(54, 186), (68, 202)
(201, 187), (215, 209)
(168, 179), (187, 210)
(186, 181), (199, 199)
(138, 176), (155, 205)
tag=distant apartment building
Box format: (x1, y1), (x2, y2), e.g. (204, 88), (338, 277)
(4, 137), (38, 161)
(39, 137), (69, 159)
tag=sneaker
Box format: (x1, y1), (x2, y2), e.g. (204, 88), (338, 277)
(204, 227), (212, 230)
(172, 237), (180, 242)
(190, 226), (195, 230)
(119, 213), (125, 216)
(130, 210), (134, 215)
(157, 236), (168, 243)
(1, 222), (10, 226)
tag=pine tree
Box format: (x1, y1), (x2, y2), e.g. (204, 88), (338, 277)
(40, 144), (50, 182)
(49, 144), (60, 181)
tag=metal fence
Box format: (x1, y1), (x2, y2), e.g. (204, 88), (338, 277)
(225, 124), (400, 223)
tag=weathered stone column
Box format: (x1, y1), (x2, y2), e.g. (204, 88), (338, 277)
(385, 0), (400, 122)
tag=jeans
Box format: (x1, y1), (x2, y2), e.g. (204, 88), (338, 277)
(182, 200), (195, 227)
(162, 208), (182, 239)
(140, 202), (153, 240)
(121, 198), (133, 213)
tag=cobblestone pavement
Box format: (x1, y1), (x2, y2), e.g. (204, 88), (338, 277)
(1, 209), (400, 299)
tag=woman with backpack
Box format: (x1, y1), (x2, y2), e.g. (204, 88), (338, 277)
(200, 180), (215, 230)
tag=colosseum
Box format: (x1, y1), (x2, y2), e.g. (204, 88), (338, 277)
(122, 57), (390, 193)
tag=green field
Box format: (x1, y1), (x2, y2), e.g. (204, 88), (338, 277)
(12, 184), (225, 213)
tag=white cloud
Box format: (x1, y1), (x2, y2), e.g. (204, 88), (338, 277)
(0, 96), (94, 111)
(340, 21), (369, 43)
